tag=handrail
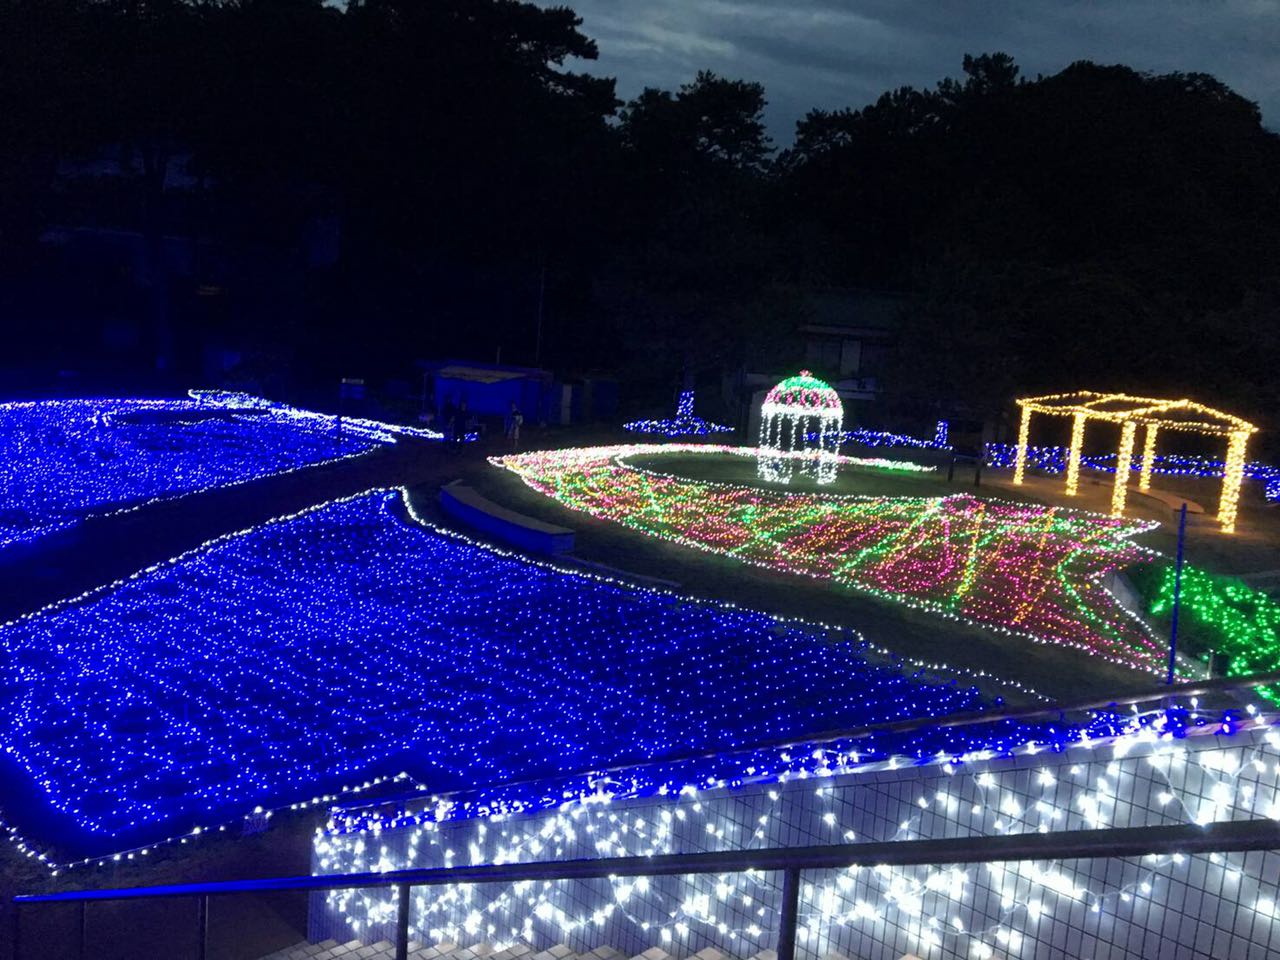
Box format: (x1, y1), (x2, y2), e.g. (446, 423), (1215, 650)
(17, 819), (1280, 960)
(15, 673), (1278, 960)
(17, 818), (1280, 904)
(331, 670), (1280, 820)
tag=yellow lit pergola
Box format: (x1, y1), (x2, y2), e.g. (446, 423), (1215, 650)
(1012, 391), (1257, 533)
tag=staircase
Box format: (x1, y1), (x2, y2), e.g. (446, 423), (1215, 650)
(260, 942), (782, 960)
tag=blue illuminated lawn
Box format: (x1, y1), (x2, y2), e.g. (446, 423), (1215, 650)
(0, 491), (998, 848)
(0, 397), (377, 552)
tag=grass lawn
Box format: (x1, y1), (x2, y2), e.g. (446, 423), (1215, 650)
(627, 449), (1036, 501)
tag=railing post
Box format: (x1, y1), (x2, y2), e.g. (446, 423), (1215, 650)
(1167, 501), (1188, 685)
(776, 866), (801, 960)
(395, 883), (411, 960)
(195, 895), (209, 960)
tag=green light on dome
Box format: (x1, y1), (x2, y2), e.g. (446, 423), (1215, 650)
(764, 370), (841, 410)
(778, 371), (834, 391)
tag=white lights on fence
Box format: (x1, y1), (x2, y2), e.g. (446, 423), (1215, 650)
(315, 712), (1280, 960)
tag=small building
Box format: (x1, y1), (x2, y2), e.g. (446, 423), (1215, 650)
(420, 360), (618, 429)
(799, 289), (902, 383)
(742, 289), (904, 438)
(420, 361), (553, 424)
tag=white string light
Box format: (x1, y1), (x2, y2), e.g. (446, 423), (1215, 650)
(757, 373), (844, 485)
(316, 710), (1279, 960)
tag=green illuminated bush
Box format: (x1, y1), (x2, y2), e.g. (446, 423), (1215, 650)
(1151, 565), (1280, 700)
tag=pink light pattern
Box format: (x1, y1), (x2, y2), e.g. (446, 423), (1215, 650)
(493, 445), (1168, 675)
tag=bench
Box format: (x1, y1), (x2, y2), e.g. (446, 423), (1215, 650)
(1133, 488), (1205, 515)
(439, 481), (574, 555)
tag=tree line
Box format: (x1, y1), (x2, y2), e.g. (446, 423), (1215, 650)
(1, 0), (1277, 428)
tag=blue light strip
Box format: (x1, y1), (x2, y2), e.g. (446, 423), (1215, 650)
(985, 443), (1280, 501)
(0, 390), (460, 554)
(832, 420), (952, 451)
(623, 391), (734, 437)
(326, 688), (1256, 849)
(0, 487), (1048, 868)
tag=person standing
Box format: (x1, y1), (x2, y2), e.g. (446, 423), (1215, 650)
(454, 397), (468, 445)
(507, 401), (524, 450)
(441, 395), (457, 445)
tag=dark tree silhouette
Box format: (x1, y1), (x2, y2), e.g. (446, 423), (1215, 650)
(779, 54), (1280, 420)
(0, 5), (1277, 423)
(601, 71), (786, 387)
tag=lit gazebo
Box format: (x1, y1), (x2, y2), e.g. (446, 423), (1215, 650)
(1012, 391), (1257, 532)
(757, 371), (844, 485)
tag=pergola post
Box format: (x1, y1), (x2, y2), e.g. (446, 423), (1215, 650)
(1013, 404), (1032, 485)
(1111, 421), (1138, 517)
(1064, 412), (1087, 496)
(1016, 392), (1255, 533)
(1218, 429), (1251, 533)
(1138, 424), (1159, 491)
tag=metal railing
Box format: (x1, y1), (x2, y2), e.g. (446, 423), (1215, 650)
(14, 672), (1280, 959)
(15, 818), (1280, 960)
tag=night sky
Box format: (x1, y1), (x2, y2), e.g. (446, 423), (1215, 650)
(544, 0), (1280, 140)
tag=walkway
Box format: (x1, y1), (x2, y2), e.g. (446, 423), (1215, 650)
(0, 437), (449, 624)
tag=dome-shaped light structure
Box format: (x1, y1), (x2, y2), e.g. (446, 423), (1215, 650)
(757, 370), (843, 485)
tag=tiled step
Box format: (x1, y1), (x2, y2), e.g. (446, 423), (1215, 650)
(317, 941), (369, 959)
(261, 941), (339, 960)
(531, 944), (576, 960)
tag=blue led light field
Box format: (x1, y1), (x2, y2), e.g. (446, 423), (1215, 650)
(0, 490), (998, 853)
(0, 396), (381, 553)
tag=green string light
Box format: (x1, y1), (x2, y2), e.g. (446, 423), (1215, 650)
(1151, 565), (1280, 702)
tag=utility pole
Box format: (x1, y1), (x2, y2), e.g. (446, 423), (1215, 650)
(339, 377), (365, 444)
(534, 261), (546, 367)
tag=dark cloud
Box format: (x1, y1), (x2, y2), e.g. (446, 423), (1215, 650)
(546, 0), (1280, 140)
